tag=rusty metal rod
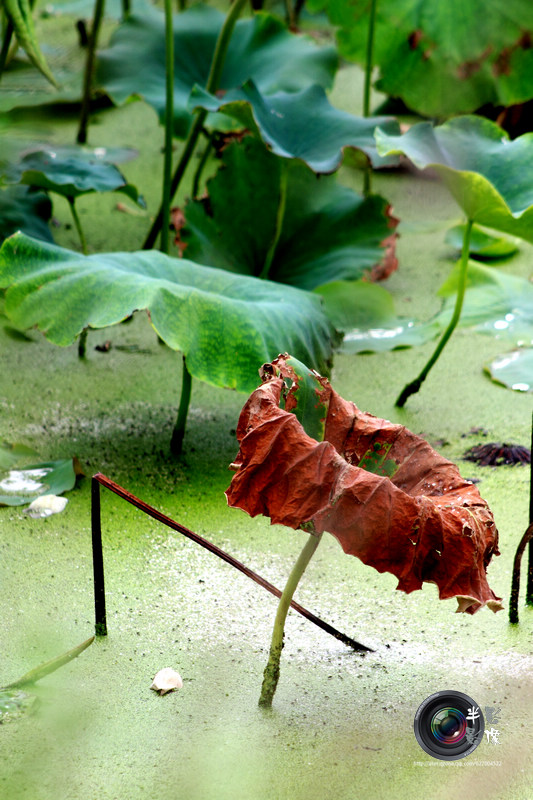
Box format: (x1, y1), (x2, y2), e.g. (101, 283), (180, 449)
(91, 473), (372, 651)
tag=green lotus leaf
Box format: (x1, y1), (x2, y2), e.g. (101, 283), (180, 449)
(445, 224), (520, 260)
(308, 0), (533, 117)
(96, 4), (338, 138)
(4, 148), (145, 205)
(0, 186), (53, 244)
(0, 233), (336, 392)
(0, 458), (79, 507)
(180, 138), (397, 290)
(189, 80), (400, 172)
(376, 116), (533, 242)
(340, 260), (533, 353)
(486, 348), (533, 393)
(274, 354), (330, 442)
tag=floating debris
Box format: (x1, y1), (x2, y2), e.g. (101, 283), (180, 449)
(463, 443), (531, 466)
(150, 668), (183, 696)
(24, 494), (68, 518)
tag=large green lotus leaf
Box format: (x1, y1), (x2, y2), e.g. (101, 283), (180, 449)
(189, 81), (400, 172)
(0, 458), (79, 507)
(96, 4), (338, 138)
(340, 260), (533, 353)
(0, 186), (53, 244)
(180, 138), (397, 290)
(4, 148), (145, 205)
(376, 116), (533, 242)
(486, 348), (533, 393)
(308, 0), (533, 117)
(0, 233), (336, 392)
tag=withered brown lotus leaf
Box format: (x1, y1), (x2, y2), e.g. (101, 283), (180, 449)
(226, 355), (502, 614)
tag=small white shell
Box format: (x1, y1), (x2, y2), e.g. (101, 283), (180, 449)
(24, 494), (68, 518)
(150, 667), (183, 695)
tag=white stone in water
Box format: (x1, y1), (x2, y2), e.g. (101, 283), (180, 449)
(150, 668), (183, 695)
(24, 494), (68, 518)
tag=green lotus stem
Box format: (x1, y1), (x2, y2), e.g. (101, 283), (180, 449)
(284, 0), (295, 28)
(121, 0), (130, 18)
(396, 218), (474, 407)
(192, 136), (213, 199)
(142, 0), (248, 250)
(67, 195), (90, 358)
(2, 637), (94, 689)
(170, 355), (192, 456)
(362, 0), (378, 197)
(259, 529), (323, 708)
(77, 0), (106, 144)
(259, 161), (288, 280)
(67, 196), (88, 255)
(177, 0), (186, 10)
(0, 19), (14, 80)
(160, 0), (175, 255)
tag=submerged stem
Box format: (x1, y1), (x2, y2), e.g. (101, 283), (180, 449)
(259, 530), (323, 708)
(259, 161), (288, 280)
(160, 0), (175, 255)
(395, 218), (474, 407)
(170, 355), (192, 456)
(142, 0), (248, 250)
(77, 0), (106, 144)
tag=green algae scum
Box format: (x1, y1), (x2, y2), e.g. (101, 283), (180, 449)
(2, 4), (533, 798)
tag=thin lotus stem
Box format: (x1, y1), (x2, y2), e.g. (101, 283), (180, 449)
(509, 522), (533, 624)
(170, 355), (192, 456)
(284, 0), (295, 28)
(160, 0), (175, 255)
(293, 0), (306, 25)
(192, 135), (213, 199)
(68, 196), (88, 255)
(143, 112), (207, 249)
(142, 0), (248, 250)
(77, 0), (106, 144)
(362, 0), (378, 197)
(259, 160), (288, 280)
(2, 637), (94, 689)
(121, 0), (130, 19)
(395, 218), (474, 407)
(363, 0), (378, 118)
(0, 19), (14, 80)
(67, 197), (89, 357)
(527, 410), (533, 605)
(177, 0), (186, 10)
(259, 529), (323, 708)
